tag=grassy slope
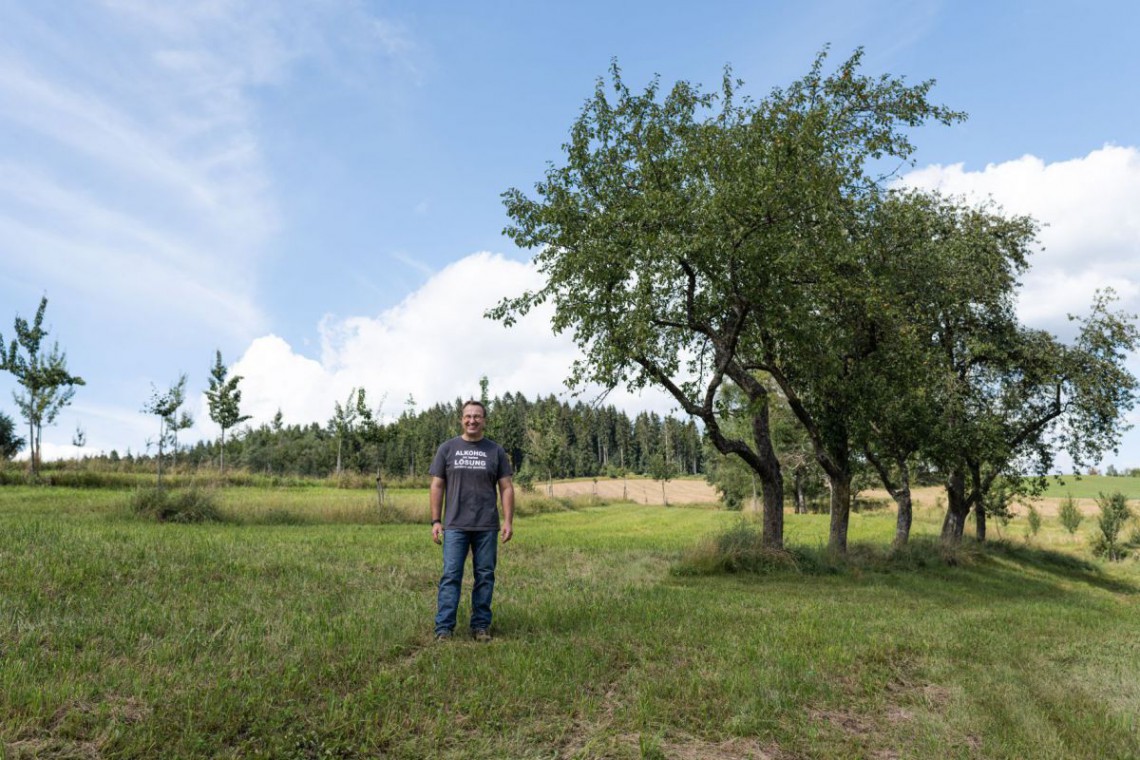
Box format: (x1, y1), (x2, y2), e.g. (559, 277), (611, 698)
(0, 488), (1137, 759)
(1040, 474), (1140, 500)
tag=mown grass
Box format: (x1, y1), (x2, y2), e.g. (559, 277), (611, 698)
(1041, 473), (1140, 500)
(1, 487), (1138, 759)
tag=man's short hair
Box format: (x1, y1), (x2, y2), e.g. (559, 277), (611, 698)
(461, 399), (487, 417)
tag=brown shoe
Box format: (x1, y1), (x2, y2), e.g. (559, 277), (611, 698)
(472, 628), (492, 643)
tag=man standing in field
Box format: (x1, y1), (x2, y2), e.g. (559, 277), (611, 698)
(430, 399), (514, 642)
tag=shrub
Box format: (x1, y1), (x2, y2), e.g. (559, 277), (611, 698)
(131, 487), (225, 523)
(1058, 495), (1083, 535)
(514, 468), (536, 493)
(1091, 491), (1133, 560)
(1026, 504), (1042, 539)
(373, 500), (421, 524)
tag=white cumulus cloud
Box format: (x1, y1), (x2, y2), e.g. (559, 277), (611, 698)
(901, 146), (1140, 468)
(230, 252), (679, 430)
(900, 145), (1140, 332)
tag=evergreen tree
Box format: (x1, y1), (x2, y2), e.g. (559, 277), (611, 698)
(0, 410), (24, 460)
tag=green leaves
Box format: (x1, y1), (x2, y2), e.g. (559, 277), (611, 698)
(142, 373), (191, 487)
(0, 297), (84, 475)
(205, 350), (251, 435)
(490, 48), (973, 551)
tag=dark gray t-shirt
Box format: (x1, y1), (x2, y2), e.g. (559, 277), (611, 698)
(429, 436), (513, 531)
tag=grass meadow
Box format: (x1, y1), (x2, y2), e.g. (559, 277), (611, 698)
(1, 484), (1138, 759)
(1040, 473), (1140, 500)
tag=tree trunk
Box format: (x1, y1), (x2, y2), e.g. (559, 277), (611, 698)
(376, 468), (385, 510)
(794, 468), (807, 514)
(28, 420), (37, 476)
(827, 472), (852, 555)
(892, 459), (913, 548)
(970, 461), (987, 542)
(220, 428), (227, 477)
(941, 469), (970, 543)
(863, 447), (915, 549)
(751, 413), (784, 549)
(760, 474), (783, 546)
(156, 421), (165, 490)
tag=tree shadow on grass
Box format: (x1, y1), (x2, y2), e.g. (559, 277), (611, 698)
(834, 538), (1140, 602)
(972, 538), (1138, 595)
(675, 524), (1138, 600)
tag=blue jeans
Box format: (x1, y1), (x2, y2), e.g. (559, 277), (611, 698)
(435, 529), (498, 634)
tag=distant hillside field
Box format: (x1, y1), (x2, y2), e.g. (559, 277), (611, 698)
(1040, 474), (1140, 500)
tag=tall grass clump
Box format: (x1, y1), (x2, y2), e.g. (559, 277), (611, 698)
(675, 520), (800, 575)
(677, 521), (973, 577)
(1058, 494), (1083, 535)
(130, 486), (226, 523)
(1091, 491), (1133, 560)
(515, 493), (582, 516)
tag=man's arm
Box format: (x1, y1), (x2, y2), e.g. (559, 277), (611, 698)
(430, 476), (445, 544)
(499, 476), (514, 543)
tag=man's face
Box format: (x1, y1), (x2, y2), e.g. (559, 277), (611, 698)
(461, 405), (486, 440)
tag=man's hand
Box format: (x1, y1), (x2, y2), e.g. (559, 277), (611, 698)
(432, 522), (443, 544)
(500, 521), (513, 543)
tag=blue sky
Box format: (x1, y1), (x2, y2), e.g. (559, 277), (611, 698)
(1, 0), (1138, 470)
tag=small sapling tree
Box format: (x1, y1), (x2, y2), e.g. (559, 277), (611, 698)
(205, 350), (251, 476)
(1026, 504), (1042, 541)
(649, 448), (678, 506)
(1058, 495), (1083, 536)
(355, 388), (388, 508)
(329, 388), (360, 477)
(1092, 491), (1133, 560)
(143, 374), (189, 490)
(71, 424), (86, 467)
(0, 297), (85, 476)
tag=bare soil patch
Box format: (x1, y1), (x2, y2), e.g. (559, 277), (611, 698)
(548, 477), (720, 505)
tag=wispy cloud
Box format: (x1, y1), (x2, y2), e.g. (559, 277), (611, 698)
(0, 1), (425, 459)
(391, 251), (436, 278)
(0, 7), (275, 337)
(0, 1), (420, 339)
